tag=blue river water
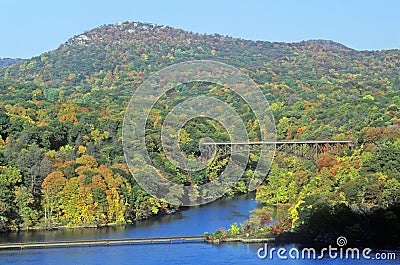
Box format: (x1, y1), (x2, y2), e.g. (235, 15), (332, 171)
(0, 194), (398, 264)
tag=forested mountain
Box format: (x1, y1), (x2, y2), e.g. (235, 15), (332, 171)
(0, 58), (22, 69)
(0, 22), (399, 239)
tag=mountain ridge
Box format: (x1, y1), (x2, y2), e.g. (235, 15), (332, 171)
(54, 22), (396, 52)
(1, 21), (399, 89)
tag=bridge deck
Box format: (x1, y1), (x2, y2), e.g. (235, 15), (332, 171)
(202, 140), (352, 145)
(0, 236), (205, 250)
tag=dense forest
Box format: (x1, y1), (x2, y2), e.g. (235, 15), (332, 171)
(0, 22), (399, 240)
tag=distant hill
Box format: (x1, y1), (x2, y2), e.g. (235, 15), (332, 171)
(1, 21), (398, 138)
(1, 21), (398, 93)
(0, 58), (22, 69)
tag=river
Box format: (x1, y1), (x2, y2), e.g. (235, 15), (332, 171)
(0, 193), (398, 264)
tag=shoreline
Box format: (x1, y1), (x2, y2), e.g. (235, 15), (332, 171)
(1, 193), (254, 234)
(1, 206), (183, 233)
(206, 237), (275, 244)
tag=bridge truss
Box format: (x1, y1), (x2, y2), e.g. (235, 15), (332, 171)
(202, 140), (353, 160)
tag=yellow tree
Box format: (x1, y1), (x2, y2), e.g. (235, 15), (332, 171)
(41, 171), (66, 227)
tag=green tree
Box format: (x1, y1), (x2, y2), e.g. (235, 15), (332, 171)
(0, 167), (22, 230)
(0, 112), (10, 140)
(14, 186), (37, 227)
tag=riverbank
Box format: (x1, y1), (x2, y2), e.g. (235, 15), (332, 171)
(2, 221), (132, 233)
(206, 237), (275, 244)
(1, 205), (181, 233)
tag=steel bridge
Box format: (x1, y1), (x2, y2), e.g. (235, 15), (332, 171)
(201, 140), (353, 160)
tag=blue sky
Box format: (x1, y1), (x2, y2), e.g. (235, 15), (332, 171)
(2, 0), (400, 58)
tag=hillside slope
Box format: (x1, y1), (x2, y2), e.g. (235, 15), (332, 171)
(0, 22), (399, 235)
(1, 21), (399, 138)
